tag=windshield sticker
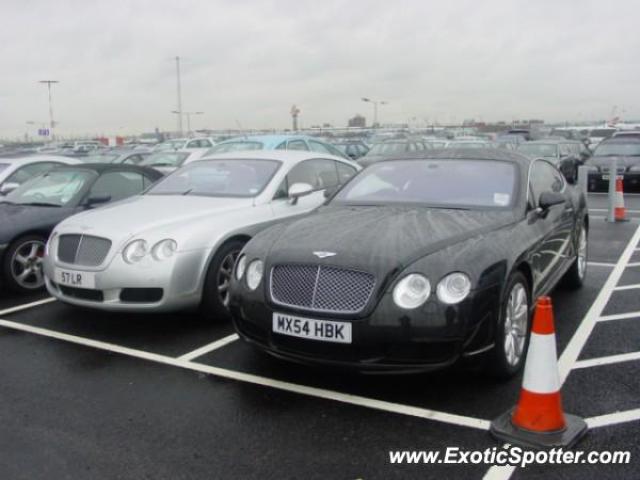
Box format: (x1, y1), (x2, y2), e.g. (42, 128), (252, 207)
(494, 193), (510, 206)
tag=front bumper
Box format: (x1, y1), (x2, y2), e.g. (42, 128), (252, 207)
(43, 248), (207, 312)
(230, 287), (498, 373)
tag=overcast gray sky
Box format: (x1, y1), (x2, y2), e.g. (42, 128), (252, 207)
(1, 0), (639, 138)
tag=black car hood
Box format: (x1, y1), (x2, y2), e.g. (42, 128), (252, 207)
(0, 203), (77, 244)
(588, 155), (640, 170)
(267, 205), (517, 280)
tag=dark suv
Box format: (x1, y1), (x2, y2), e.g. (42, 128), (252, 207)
(585, 138), (640, 191)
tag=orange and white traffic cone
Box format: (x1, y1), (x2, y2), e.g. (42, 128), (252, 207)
(613, 177), (629, 222)
(490, 296), (588, 449)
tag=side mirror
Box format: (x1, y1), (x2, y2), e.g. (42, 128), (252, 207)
(84, 194), (111, 208)
(538, 191), (565, 211)
(288, 183), (314, 205)
(0, 182), (20, 195)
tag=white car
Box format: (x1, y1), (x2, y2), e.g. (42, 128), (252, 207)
(0, 155), (81, 195)
(43, 151), (360, 320)
(154, 137), (215, 152)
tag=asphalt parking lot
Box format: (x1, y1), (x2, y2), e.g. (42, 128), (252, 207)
(1, 192), (640, 480)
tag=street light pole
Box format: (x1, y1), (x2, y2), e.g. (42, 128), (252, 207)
(361, 97), (388, 128)
(175, 56), (183, 135)
(39, 80), (59, 140)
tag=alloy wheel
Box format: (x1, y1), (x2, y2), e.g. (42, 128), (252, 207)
(217, 250), (240, 308)
(577, 228), (588, 280)
(11, 239), (46, 290)
(503, 282), (529, 367)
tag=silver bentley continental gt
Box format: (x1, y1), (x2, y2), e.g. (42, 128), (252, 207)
(43, 151), (360, 319)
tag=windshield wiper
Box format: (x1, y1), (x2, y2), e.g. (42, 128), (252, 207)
(18, 202), (61, 207)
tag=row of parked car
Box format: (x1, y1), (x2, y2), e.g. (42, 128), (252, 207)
(0, 133), (596, 378)
(5, 126), (640, 375)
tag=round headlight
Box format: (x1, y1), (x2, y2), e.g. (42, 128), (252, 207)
(122, 239), (148, 264)
(151, 239), (177, 261)
(235, 254), (247, 280)
(437, 272), (472, 304)
(246, 259), (263, 290)
(393, 274), (431, 309)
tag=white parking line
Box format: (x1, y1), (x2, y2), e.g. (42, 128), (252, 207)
(627, 262), (640, 268)
(573, 351), (640, 370)
(598, 311), (640, 322)
(614, 283), (640, 291)
(0, 318), (490, 431)
(588, 261), (616, 268)
(177, 334), (239, 361)
(484, 223), (640, 480)
(560, 224), (640, 381)
(586, 408), (640, 429)
(0, 297), (56, 317)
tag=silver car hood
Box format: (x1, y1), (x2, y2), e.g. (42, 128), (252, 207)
(57, 194), (255, 249)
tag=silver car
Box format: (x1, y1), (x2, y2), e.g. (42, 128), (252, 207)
(43, 151), (360, 319)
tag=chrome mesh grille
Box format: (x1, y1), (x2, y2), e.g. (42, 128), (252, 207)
(57, 234), (112, 267)
(270, 264), (375, 314)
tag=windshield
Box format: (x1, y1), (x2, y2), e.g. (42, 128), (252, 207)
(205, 142), (264, 155)
(332, 159), (517, 209)
(590, 129), (616, 138)
(593, 142), (640, 157)
(517, 143), (558, 158)
(147, 159), (281, 197)
(86, 154), (120, 163)
(367, 143), (409, 155)
(141, 152), (189, 167)
(4, 170), (95, 206)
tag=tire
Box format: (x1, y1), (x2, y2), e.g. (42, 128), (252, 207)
(485, 271), (532, 380)
(562, 223), (588, 290)
(200, 239), (246, 321)
(2, 234), (47, 293)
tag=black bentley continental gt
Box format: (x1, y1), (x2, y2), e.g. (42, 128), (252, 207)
(229, 149), (588, 377)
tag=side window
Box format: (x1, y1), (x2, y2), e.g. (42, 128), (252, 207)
(201, 139), (212, 147)
(308, 140), (332, 154)
(530, 161), (565, 204)
(5, 162), (60, 185)
(287, 140), (309, 151)
(275, 142), (287, 150)
(87, 171), (146, 203)
(415, 142), (425, 151)
(407, 143), (417, 152)
(336, 162), (357, 184)
(287, 159), (339, 190)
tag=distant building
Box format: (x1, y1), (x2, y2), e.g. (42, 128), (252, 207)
(348, 114), (366, 128)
